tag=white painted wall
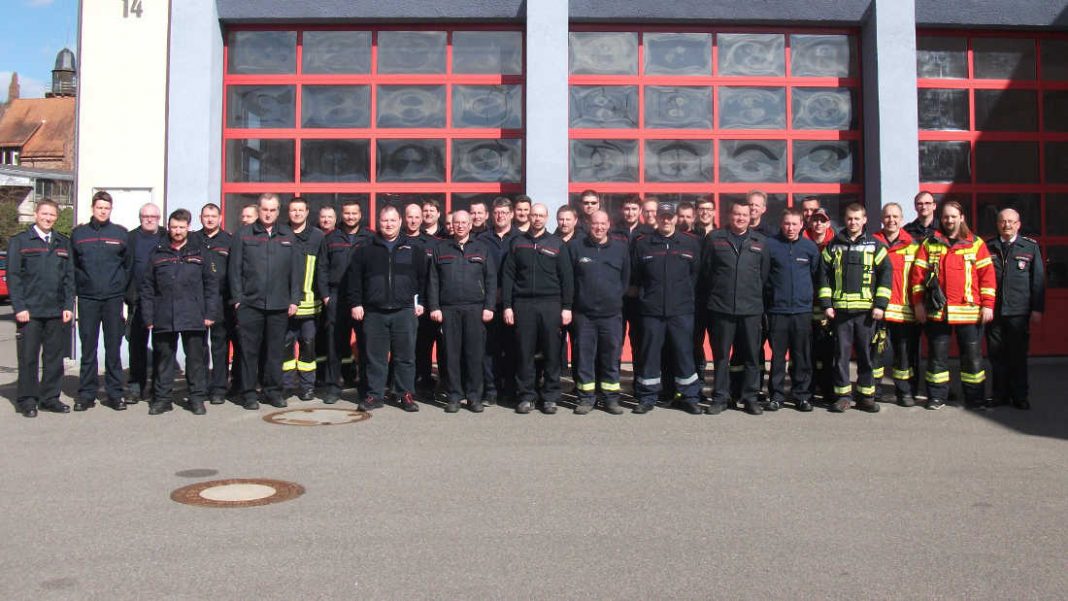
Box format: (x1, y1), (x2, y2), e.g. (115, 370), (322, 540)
(75, 0), (171, 230)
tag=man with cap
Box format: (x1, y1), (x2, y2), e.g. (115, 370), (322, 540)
(630, 201), (703, 414)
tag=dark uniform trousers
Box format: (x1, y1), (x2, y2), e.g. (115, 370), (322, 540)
(693, 305), (710, 380)
(926, 321), (984, 404)
(153, 331), (208, 404)
(832, 311), (877, 400)
(323, 300), (365, 395)
(636, 314), (700, 406)
(127, 304), (152, 398)
(363, 309), (417, 401)
(767, 313), (812, 404)
(78, 296), (126, 402)
(205, 305), (235, 396)
(573, 313), (623, 406)
(709, 313), (762, 405)
(16, 318), (68, 409)
(881, 322), (920, 399)
(986, 315), (1030, 403)
(729, 318), (768, 400)
(440, 305), (485, 403)
(811, 318), (835, 399)
(237, 306), (289, 403)
(415, 314), (440, 388)
(513, 298), (562, 404)
(483, 311), (515, 402)
(283, 316), (317, 393)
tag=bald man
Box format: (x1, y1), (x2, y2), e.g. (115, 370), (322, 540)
(986, 208), (1045, 409)
(126, 202), (164, 403)
(502, 202), (574, 414)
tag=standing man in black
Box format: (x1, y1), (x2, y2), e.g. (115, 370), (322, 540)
(282, 197), (326, 401)
(125, 202), (164, 405)
(986, 208), (1045, 409)
(904, 191), (938, 241)
(192, 203), (233, 404)
(764, 208), (820, 411)
(427, 210), (496, 413)
(630, 202), (703, 415)
(141, 209), (220, 416)
(229, 193), (302, 409)
(346, 205), (427, 412)
(704, 201), (771, 415)
(478, 197), (520, 406)
(71, 191), (132, 411)
(571, 210), (630, 415)
(125, 203), (164, 404)
(502, 202), (574, 414)
(8, 199), (75, 417)
(321, 199), (373, 403)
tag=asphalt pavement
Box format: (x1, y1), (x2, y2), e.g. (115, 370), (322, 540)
(0, 303), (1065, 600)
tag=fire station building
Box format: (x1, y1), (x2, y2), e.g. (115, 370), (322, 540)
(74, 0), (1068, 352)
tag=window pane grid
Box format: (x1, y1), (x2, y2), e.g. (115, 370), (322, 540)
(567, 27), (863, 210)
(918, 31), (1068, 253)
(223, 26), (524, 227)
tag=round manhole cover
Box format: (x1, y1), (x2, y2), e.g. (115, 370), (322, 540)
(171, 478), (304, 508)
(262, 407), (371, 426)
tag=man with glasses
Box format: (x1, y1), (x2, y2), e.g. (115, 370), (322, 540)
(578, 189), (600, 230)
(125, 203), (164, 404)
(904, 191), (938, 241)
(477, 197), (520, 405)
(694, 198), (716, 237)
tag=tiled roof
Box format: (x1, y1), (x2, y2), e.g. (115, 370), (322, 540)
(0, 97), (75, 159)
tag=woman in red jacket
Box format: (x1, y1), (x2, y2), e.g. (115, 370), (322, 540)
(909, 201), (996, 410)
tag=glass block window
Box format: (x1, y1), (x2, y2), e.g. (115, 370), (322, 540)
(917, 32), (1068, 288)
(568, 27), (863, 223)
(224, 27), (524, 227)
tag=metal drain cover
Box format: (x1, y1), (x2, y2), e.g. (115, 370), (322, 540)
(262, 407), (371, 426)
(171, 478), (304, 508)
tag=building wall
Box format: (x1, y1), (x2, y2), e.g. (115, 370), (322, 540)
(75, 0), (171, 230)
(76, 0), (1068, 352)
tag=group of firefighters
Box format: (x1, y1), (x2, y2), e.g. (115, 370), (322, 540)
(8, 187), (1045, 418)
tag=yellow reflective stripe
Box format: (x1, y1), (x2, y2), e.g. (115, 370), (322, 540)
(833, 300), (876, 310)
(297, 360), (316, 372)
(964, 261), (974, 304)
(576, 381), (596, 392)
(857, 385), (876, 396)
(913, 258), (929, 269)
(892, 368), (913, 380)
(975, 257), (992, 269)
(874, 247), (887, 264)
(817, 287), (833, 300)
(282, 359), (297, 371)
(926, 370), (950, 384)
(599, 382), (621, 391)
(872, 367), (885, 379)
(945, 305), (980, 323)
(316, 355), (328, 363)
(910, 284), (926, 294)
(980, 287), (996, 297)
(340, 357), (354, 364)
(960, 370), (986, 384)
(834, 384), (853, 395)
(303, 254), (316, 293)
(875, 287), (892, 299)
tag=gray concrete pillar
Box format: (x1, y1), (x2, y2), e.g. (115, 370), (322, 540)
(862, 0), (920, 218)
(166, 0), (224, 227)
(525, 0), (570, 214)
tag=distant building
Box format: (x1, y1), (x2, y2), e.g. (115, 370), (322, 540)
(0, 49), (77, 223)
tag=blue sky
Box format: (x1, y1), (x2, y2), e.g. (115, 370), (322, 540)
(0, 0), (79, 102)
